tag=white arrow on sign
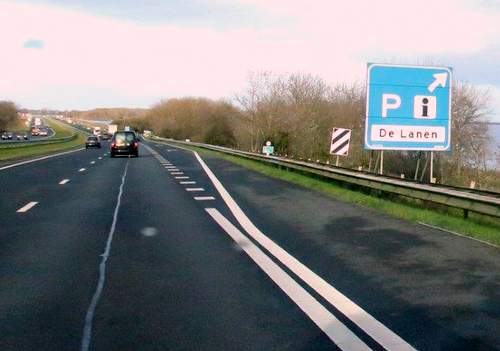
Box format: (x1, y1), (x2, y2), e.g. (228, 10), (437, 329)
(427, 73), (448, 93)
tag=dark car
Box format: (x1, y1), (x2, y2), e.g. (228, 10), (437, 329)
(85, 136), (101, 148)
(110, 131), (139, 157)
(100, 133), (111, 140)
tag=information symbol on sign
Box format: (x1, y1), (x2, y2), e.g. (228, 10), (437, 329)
(413, 95), (436, 119)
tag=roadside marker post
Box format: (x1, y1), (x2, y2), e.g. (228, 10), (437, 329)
(330, 128), (351, 167)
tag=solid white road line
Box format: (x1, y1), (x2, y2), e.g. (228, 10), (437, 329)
(186, 188), (204, 192)
(170, 172), (184, 175)
(175, 176), (189, 179)
(0, 148), (85, 172)
(192, 150), (416, 351)
(81, 161), (129, 351)
(59, 179), (70, 185)
(206, 208), (370, 351)
(419, 222), (500, 249)
(194, 196), (215, 201)
(16, 201), (38, 213)
(180, 181), (196, 184)
(79, 168), (86, 172)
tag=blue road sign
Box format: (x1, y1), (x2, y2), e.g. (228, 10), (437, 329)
(365, 63), (452, 151)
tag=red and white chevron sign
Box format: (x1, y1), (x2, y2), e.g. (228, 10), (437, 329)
(330, 128), (351, 156)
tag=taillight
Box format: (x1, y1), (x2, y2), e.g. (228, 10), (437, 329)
(133, 142), (138, 148)
(111, 143), (116, 148)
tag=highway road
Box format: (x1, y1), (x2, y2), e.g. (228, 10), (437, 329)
(0, 140), (499, 351)
(0, 128), (55, 144)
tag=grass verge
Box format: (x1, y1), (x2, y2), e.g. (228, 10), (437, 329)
(45, 117), (75, 138)
(176, 143), (500, 247)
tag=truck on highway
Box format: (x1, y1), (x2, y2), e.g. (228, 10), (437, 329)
(93, 126), (101, 136)
(108, 124), (118, 135)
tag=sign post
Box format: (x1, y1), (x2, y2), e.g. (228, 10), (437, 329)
(365, 64), (452, 152)
(262, 141), (274, 156)
(365, 63), (452, 180)
(430, 151), (434, 183)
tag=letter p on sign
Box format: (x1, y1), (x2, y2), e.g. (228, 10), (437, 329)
(382, 94), (401, 117)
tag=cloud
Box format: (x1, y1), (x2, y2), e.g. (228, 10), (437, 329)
(23, 39), (45, 49)
(1, 0), (500, 112)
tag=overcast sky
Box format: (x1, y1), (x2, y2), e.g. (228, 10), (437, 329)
(1, 0), (500, 121)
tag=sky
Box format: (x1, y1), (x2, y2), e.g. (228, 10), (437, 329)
(1, 0), (500, 121)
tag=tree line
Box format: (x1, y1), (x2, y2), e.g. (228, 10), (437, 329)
(130, 72), (495, 190)
(0, 101), (17, 131)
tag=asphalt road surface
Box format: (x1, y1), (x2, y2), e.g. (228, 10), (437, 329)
(0, 127), (55, 144)
(0, 140), (499, 351)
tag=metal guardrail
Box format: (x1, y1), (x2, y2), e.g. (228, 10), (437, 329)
(151, 136), (500, 219)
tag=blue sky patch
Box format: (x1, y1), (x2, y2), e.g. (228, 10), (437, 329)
(23, 39), (45, 49)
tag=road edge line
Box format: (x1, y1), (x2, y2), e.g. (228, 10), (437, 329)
(188, 147), (416, 351)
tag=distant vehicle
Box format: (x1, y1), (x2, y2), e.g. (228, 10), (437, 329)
(16, 134), (22, 140)
(38, 129), (49, 136)
(93, 126), (101, 136)
(110, 131), (139, 157)
(108, 124), (118, 135)
(23, 133), (29, 140)
(100, 133), (111, 140)
(85, 136), (101, 149)
(1, 132), (8, 140)
(143, 130), (152, 137)
(34, 117), (42, 126)
(6, 132), (13, 140)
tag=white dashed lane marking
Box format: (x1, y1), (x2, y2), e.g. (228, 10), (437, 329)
(79, 168), (86, 172)
(171, 172), (184, 175)
(17, 201), (38, 213)
(180, 181), (196, 184)
(90, 161), (95, 164)
(175, 176), (189, 179)
(186, 188), (204, 192)
(194, 196), (215, 201)
(59, 179), (70, 185)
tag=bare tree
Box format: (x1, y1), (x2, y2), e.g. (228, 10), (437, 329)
(0, 101), (18, 131)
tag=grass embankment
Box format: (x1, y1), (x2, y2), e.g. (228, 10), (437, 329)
(180, 143), (500, 247)
(0, 118), (87, 162)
